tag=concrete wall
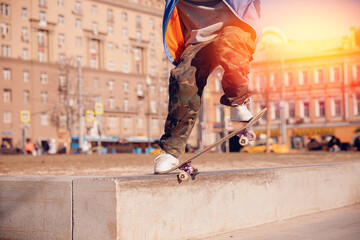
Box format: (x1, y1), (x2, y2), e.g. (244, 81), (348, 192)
(1, 161), (360, 240)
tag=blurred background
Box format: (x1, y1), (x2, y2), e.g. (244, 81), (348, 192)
(0, 0), (359, 155)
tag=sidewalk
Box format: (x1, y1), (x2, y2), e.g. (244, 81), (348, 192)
(199, 204), (360, 240)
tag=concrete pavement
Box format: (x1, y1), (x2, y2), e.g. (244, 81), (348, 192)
(199, 204), (360, 240)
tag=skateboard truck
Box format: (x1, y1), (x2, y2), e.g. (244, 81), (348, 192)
(178, 161), (198, 180)
(237, 128), (256, 146)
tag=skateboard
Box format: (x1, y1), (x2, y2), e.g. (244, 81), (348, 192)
(156, 108), (267, 180)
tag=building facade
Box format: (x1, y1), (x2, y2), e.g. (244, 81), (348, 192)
(0, 0), (170, 150)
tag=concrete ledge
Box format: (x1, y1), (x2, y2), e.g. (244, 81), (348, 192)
(1, 161), (360, 240)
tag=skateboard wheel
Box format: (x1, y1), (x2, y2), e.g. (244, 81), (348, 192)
(178, 171), (188, 180)
(248, 131), (256, 141)
(239, 135), (249, 146)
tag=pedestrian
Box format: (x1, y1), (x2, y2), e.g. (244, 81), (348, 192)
(24, 139), (35, 155)
(154, 0), (262, 173)
(328, 136), (341, 152)
(354, 136), (360, 151)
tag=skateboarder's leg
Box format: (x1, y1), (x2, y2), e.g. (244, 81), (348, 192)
(213, 26), (256, 121)
(159, 41), (215, 159)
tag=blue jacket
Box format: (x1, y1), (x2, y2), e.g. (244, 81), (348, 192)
(162, 0), (262, 66)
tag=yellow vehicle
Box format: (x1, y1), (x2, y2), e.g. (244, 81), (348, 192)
(240, 143), (289, 153)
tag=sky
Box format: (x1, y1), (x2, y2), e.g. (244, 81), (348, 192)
(261, 0), (360, 40)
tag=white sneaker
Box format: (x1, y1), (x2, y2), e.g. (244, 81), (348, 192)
(154, 153), (179, 173)
(230, 96), (253, 122)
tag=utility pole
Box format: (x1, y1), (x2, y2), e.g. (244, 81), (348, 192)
(146, 76), (151, 153)
(280, 56), (287, 145)
(78, 59), (84, 152)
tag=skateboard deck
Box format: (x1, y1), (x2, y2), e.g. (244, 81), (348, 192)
(156, 108), (267, 179)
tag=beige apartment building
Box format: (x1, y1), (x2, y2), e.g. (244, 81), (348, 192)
(0, 0), (170, 151)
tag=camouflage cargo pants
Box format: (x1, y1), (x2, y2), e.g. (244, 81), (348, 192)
(159, 26), (256, 158)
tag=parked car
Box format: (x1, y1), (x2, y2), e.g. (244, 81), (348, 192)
(240, 143), (289, 153)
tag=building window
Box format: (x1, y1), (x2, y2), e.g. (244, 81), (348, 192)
(150, 66), (155, 77)
(94, 96), (101, 104)
(3, 111), (11, 124)
(59, 75), (66, 88)
(58, 54), (65, 64)
(123, 117), (132, 128)
(41, 91), (48, 104)
(3, 89), (11, 102)
(136, 16), (141, 27)
(24, 90), (30, 104)
(22, 8), (28, 18)
(137, 117), (143, 129)
(107, 116), (118, 128)
(272, 102), (280, 120)
(122, 12), (127, 21)
(40, 72), (48, 84)
(58, 34), (65, 47)
(299, 70), (309, 86)
(39, 11), (46, 26)
(1, 45), (11, 57)
(122, 45), (128, 55)
(123, 99), (129, 111)
(90, 58), (97, 69)
(93, 78), (99, 88)
(91, 5), (97, 14)
(270, 73), (281, 88)
(107, 42), (113, 51)
(59, 114), (66, 127)
(122, 62), (129, 73)
(108, 61), (115, 71)
(288, 102), (296, 119)
(330, 67), (341, 83)
(58, 0), (64, 7)
(149, 18), (154, 29)
(1, 23), (10, 36)
(76, 37), (82, 47)
(108, 79), (114, 91)
(37, 30), (45, 45)
(150, 100), (157, 113)
(21, 27), (29, 41)
(331, 98), (342, 117)
(107, 25), (113, 35)
(304, 101), (310, 118)
(149, 33), (155, 44)
(40, 113), (49, 126)
(3, 68), (11, 80)
(107, 9), (113, 22)
(39, 0), (46, 7)
(38, 50), (45, 62)
(108, 97), (115, 109)
(1, 3), (10, 16)
(284, 72), (294, 86)
(75, 19), (82, 29)
(23, 71), (29, 82)
(138, 100), (143, 111)
(314, 68), (325, 84)
(58, 15), (65, 26)
(92, 22), (98, 35)
(123, 81), (129, 93)
(122, 28), (128, 38)
(151, 118), (159, 129)
(22, 48), (28, 60)
(315, 99), (326, 118)
(256, 74), (266, 91)
(75, 1), (82, 14)
(136, 31), (141, 43)
(354, 94), (360, 116)
(215, 105), (223, 122)
(353, 65), (360, 82)
(150, 49), (155, 58)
